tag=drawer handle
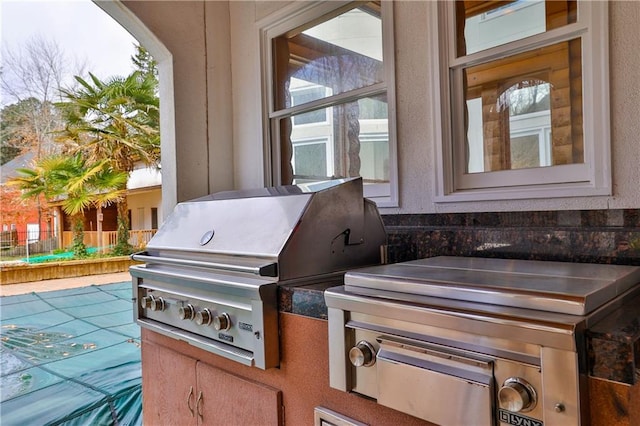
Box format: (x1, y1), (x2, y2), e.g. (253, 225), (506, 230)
(197, 391), (204, 418)
(187, 386), (194, 417)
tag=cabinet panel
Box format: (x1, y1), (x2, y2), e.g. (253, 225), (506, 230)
(196, 361), (282, 425)
(142, 342), (198, 426)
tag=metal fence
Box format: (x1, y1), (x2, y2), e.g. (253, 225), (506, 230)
(60, 229), (157, 251)
(0, 229), (157, 261)
(0, 230), (59, 259)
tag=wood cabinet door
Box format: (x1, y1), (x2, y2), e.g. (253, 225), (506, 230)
(142, 342), (198, 426)
(196, 361), (282, 426)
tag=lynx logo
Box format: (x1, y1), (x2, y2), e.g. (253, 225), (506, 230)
(238, 322), (253, 332)
(498, 409), (543, 426)
(218, 333), (233, 343)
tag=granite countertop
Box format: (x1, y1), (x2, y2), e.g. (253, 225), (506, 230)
(280, 280), (640, 386)
(588, 292), (640, 384)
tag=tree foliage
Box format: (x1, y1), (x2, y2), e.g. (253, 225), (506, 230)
(1, 36), (84, 161)
(3, 40), (160, 256)
(0, 98), (61, 164)
(8, 154), (128, 256)
(54, 60), (160, 254)
(56, 71), (160, 173)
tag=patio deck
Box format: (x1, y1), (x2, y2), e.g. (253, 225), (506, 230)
(0, 280), (141, 425)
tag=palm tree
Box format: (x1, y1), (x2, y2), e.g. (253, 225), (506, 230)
(55, 69), (160, 255)
(9, 154), (128, 257)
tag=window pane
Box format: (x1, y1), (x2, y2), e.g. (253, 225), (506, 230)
(273, 2), (383, 111)
(457, 0), (577, 56)
(290, 80), (331, 125)
(510, 134), (542, 169)
(462, 39), (583, 173)
(284, 96), (389, 184)
(293, 140), (328, 179)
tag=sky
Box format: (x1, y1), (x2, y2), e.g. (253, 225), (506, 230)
(1, 0), (138, 87)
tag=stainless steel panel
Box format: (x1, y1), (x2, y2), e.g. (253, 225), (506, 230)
(131, 265), (279, 369)
(327, 307), (350, 392)
(376, 339), (494, 426)
(540, 347), (582, 426)
(345, 256), (640, 315)
(314, 407), (368, 426)
(326, 286), (580, 352)
(146, 193), (311, 257)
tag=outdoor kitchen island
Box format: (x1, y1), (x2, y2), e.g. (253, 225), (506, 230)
(138, 267), (640, 426)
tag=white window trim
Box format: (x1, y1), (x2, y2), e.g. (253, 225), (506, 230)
(259, 1), (399, 207)
(431, 1), (611, 203)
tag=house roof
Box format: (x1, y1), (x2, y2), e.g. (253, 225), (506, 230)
(127, 165), (162, 190)
(1, 152), (35, 184)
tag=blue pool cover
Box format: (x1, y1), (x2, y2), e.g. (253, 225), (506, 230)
(0, 282), (141, 425)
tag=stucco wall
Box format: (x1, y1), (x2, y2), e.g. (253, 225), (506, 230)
(127, 190), (162, 230)
(117, 1), (640, 214)
(121, 1), (234, 205)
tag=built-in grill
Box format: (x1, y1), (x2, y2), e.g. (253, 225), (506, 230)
(325, 256), (640, 426)
(131, 177), (386, 369)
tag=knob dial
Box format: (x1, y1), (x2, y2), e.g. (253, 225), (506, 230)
(150, 297), (166, 312)
(349, 340), (377, 367)
(178, 304), (195, 320)
(213, 313), (231, 331)
(140, 295), (153, 309)
(195, 308), (212, 326)
(499, 378), (537, 413)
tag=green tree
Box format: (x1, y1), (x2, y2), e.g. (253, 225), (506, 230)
(131, 45), (158, 83)
(55, 67), (160, 255)
(9, 154), (127, 257)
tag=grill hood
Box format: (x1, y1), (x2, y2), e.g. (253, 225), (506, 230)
(135, 177), (387, 283)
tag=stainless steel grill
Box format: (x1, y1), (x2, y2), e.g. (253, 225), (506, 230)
(325, 256), (640, 426)
(131, 177), (386, 369)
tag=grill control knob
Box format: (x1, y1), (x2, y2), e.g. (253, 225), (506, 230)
(349, 340), (377, 367)
(195, 308), (212, 326)
(213, 313), (231, 331)
(140, 295), (153, 309)
(178, 304), (195, 320)
(499, 377), (537, 413)
(150, 297), (166, 312)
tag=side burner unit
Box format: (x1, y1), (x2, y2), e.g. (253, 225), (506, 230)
(131, 177), (386, 369)
(325, 256), (640, 426)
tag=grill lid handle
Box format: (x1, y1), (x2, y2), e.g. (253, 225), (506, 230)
(131, 251), (278, 277)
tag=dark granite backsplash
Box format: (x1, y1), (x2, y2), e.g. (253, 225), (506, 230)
(382, 209), (640, 266)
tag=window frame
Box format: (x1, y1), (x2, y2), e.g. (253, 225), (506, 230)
(259, 0), (399, 207)
(431, 1), (611, 202)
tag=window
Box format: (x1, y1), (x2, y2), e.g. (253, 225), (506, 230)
(262, 1), (398, 205)
(433, 0), (610, 201)
(151, 207), (158, 230)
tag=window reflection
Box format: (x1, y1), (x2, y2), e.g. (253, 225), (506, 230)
(274, 4), (383, 111)
(272, 2), (389, 189)
(456, 0), (582, 175)
(288, 96), (389, 183)
(463, 39), (583, 174)
(458, 0), (577, 57)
